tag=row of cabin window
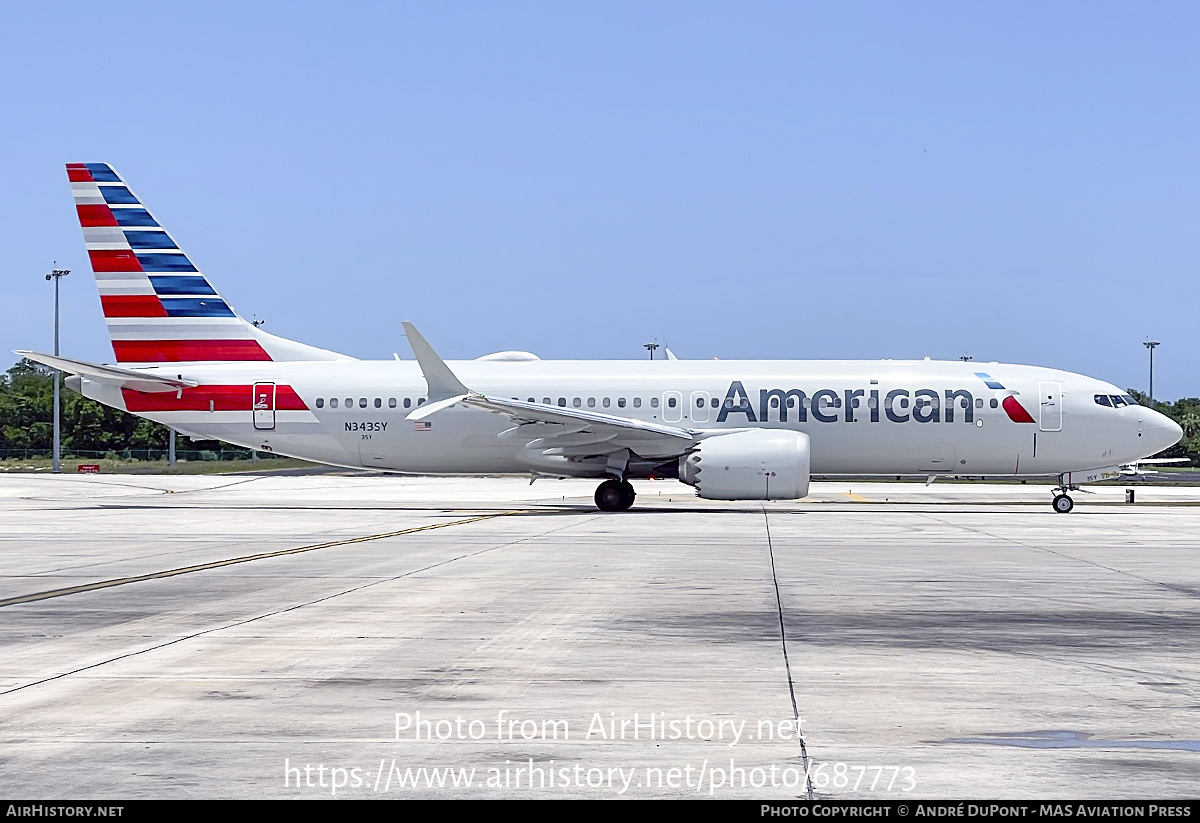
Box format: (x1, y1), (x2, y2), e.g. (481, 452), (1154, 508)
(315, 397), (427, 409)
(315, 396), (662, 410)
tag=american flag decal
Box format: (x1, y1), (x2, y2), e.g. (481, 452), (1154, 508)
(413, 421), (432, 431)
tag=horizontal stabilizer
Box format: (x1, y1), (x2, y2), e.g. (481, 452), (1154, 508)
(15, 350), (198, 393)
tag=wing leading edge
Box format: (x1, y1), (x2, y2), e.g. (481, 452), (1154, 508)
(400, 323), (698, 469)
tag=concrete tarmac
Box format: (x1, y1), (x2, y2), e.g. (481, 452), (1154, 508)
(1, 474), (1198, 799)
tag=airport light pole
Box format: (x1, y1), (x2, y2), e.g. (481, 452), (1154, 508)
(45, 267), (70, 473)
(644, 342), (659, 361)
(1144, 340), (1159, 405)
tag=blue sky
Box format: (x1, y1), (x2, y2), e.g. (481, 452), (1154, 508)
(2, 1), (1196, 398)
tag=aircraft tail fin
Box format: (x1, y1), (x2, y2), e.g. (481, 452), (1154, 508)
(66, 163), (350, 365)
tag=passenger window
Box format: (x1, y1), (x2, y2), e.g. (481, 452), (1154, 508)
(527, 397), (535, 403)
(633, 398), (642, 408)
(374, 398), (381, 408)
(543, 397), (551, 405)
(587, 398), (596, 408)
(711, 397), (719, 408)
(867, 397), (877, 409)
(345, 398), (352, 408)
(359, 398), (367, 408)
(695, 397), (704, 408)
(618, 398), (626, 408)
(975, 398), (983, 408)
(651, 397), (660, 408)
(770, 397), (780, 408)
(404, 398), (411, 408)
(787, 397), (796, 408)
(316, 398), (324, 408)
(990, 398), (999, 408)
(667, 397), (677, 408)
(724, 398), (734, 408)
(603, 398), (611, 408)
(389, 398), (397, 408)
(330, 398), (339, 409)
(573, 398), (581, 408)
(418, 398), (426, 405)
(558, 397), (566, 407)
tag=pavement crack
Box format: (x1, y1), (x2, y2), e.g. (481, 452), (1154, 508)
(762, 507), (815, 800)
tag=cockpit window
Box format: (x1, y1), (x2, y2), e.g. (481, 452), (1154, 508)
(1111, 395), (1129, 408)
(1120, 394), (1138, 406)
(1094, 394), (1112, 407)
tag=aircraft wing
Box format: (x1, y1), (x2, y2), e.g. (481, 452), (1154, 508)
(14, 350), (198, 393)
(401, 323), (698, 461)
(462, 395), (695, 458)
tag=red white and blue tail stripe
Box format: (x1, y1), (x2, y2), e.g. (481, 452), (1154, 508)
(67, 163), (347, 365)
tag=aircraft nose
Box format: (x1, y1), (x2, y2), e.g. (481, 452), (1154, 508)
(1145, 409), (1183, 453)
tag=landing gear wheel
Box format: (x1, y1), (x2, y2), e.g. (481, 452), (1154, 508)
(1052, 494), (1074, 513)
(619, 480), (636, 511)
(595, 479), (626, 512)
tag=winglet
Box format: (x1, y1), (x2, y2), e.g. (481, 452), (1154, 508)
(402, 322), (472, 402)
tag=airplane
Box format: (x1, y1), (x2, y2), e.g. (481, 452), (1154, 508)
(18, 163), (1184, 514)
(1119, 457), (1191, 478)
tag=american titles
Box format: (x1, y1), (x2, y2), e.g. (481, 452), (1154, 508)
(717, 381), (981, 425)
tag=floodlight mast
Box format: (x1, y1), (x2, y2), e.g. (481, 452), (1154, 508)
(1144, 339), (1160, 404)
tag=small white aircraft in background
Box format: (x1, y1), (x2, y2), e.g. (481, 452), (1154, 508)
(1119, 457), (1191, 478)
(18, 164), (1184, 513)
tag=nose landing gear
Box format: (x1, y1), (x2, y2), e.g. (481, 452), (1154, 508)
(595, 478), (636, 512)
(1051, 476), (1078, 513)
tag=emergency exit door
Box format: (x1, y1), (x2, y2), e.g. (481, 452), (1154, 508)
(253, 382), (276, 430)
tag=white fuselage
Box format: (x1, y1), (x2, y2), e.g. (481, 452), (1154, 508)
(78, 357), (1181, 480)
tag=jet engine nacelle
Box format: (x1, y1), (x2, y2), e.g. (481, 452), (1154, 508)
(679, 429), (811, 500)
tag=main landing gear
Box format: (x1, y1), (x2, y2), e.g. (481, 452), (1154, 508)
(595, 478), (636, 512)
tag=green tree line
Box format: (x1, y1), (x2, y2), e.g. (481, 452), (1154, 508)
(1, 358), (190, 453)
